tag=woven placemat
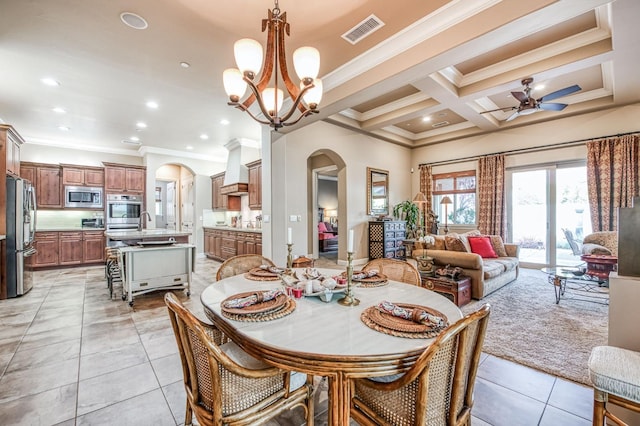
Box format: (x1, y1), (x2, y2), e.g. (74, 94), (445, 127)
(221, 298), (296, 322)
(221, 292), (288, 315)
(244, 272), (282, 281)
(360, 303), (448, 339)
(341, 271), (388, 285)
(356, 280), (389, 288)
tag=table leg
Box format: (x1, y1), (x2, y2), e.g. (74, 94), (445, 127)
(327, 373), (351, 426)
(552, 276), (566, 304)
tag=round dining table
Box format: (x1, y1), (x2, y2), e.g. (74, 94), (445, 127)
(200, 268), (462, 425)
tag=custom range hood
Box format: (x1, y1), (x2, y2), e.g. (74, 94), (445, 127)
(220, 138), (260, 195)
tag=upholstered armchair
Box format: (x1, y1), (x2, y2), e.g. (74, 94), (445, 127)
(582, 231), (618, 257)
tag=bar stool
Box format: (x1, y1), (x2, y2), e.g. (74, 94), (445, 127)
(104, 247), (122, 300)
(588, 345), (640, 425)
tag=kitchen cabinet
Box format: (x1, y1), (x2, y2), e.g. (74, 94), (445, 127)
(59, 232), (83, 265)
(83, 230), (106, 263)
(33, 232), (60, 267)
(204, 227), (261, 261)
(33, 230), (105, 268)
(22, 162), (63, 209)
(62, 165), (104, 187)
(247, 159), (262, 210)
(103, 162), (146, 194)
(2, 124), (24, 176)
(37, 165), (63, 208)
(211, 173), (240, 211)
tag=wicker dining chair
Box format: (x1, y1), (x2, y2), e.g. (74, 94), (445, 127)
(164, 293), (314, 426)
(351, 304), (491, 426)
(362, 258), (421, 286)
(215, 254), (276, 281)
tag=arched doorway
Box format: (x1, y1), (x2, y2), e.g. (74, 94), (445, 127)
(308, 150), (346, 262)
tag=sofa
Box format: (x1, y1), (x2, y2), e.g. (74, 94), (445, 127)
(318, 221), (338, 252)
(412, 231), (520, 299)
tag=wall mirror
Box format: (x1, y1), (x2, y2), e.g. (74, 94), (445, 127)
(367, 167), (389, 216)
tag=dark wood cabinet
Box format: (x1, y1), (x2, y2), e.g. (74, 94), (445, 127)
(247, 159), (262, 210)
(2, 124), (24, 176)
(37, 165), (63, 208)
(62, 165), (104, 187)
(83, 231), (105, 263)
(211, 172), (240, 211)
(20, 162), (62, 208)
(33, 232), (60, 267)
(204, 228), (261, 261)
(368, 220), (406, 260)
(103, 162), (145, 193)
(59, 232), (83, 265)
(34, 230), (105, 268)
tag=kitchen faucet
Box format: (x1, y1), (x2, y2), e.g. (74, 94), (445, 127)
(138, 211), (152, 231)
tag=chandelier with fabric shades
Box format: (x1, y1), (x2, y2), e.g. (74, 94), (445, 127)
(222, 0), (322, 130)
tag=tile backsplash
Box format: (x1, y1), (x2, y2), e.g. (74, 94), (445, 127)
(37, 210), (103, 230)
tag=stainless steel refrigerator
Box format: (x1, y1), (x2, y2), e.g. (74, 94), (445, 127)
(6, 175), (37, 297)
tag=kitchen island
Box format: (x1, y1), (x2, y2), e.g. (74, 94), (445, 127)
(117, 243), (195, 306)
(105, 229), (192, 247)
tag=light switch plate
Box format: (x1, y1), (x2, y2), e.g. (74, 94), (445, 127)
(289, 215), (298, 222)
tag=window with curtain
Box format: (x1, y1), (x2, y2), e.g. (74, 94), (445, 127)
(432, 171), (476, 225)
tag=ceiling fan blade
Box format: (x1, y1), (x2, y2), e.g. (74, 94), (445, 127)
(511, 91), (528, 102)
(539, 85), (581, 102)
(505, 111), (520, 122)
(539, 102), (567, 111)
(480, 106), (517, 114)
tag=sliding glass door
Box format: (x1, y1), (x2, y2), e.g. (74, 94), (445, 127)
(507, 162), (591, 268)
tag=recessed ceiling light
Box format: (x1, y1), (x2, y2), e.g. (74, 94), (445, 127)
(180, 62), (190, 68)
(422, 116), (431, 122)
(186, 145), (194, 150)
(58, 125), (70, 131)
(120, 12), (148, 30)
(200, 134), (209, 140)
(146, 101), (158, 109)
(41, 77), (60, 86)
(535, 84), (545, 91)
(130, 136), (140, 142)
(136, 121), (147, 129)
(220, 119), (230, 125)
(52, 107), (66, 114)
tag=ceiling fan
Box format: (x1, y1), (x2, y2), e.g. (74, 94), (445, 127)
(481, 77), (581, 122)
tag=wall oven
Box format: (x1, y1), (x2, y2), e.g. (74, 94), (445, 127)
(65, 186), (103, 209)
(106, 194), (142, 230)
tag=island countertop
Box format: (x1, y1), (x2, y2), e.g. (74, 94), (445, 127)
(202, 226), (262, 233)
(105, 229), (193, 240)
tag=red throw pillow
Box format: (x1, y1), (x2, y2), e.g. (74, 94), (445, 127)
(468, 236), (498, 258)
(318, 222), (328, 232)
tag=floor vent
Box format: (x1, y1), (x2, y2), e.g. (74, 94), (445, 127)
(342, 15), (385, 45)
(432, 121), (450, 128)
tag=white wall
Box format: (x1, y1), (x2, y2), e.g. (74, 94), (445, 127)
(269, 121), (412, 265)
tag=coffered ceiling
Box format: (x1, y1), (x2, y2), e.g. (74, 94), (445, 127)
(0, 0), (637, 162)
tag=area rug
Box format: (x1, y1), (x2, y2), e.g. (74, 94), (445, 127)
(461, 268), (608, 385)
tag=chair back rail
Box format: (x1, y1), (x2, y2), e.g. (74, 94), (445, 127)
(363, 258), (421, 286)
(216, 254), (276, 281)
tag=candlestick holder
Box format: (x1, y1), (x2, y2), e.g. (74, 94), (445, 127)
(286, 243), (293, 269)
(338, 251), (360, 306)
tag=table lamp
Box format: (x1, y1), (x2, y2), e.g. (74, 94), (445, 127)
(440, 196), (452, 234)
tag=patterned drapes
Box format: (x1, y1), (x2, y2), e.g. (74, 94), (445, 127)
(477, 154), (506, 238)
(586, 134), (639, 231)
(419, 164), (433, 212)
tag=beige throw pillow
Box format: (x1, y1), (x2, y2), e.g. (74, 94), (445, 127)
(486, 235), (508, 257)
(445, 233), (468, 252)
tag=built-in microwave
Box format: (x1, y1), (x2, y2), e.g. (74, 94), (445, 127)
(64, 186), (103, 209)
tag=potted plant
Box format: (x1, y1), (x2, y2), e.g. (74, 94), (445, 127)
(393, 200), (420, 239)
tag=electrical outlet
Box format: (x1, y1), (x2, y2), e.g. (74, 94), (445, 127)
(297, 215), (301, 221)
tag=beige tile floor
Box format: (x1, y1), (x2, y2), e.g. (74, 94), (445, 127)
(0, 257), (593, 425)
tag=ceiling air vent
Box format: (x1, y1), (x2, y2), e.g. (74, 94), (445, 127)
(341, 14), (385, 45)
(121, 139), (142, 146)
(432, 121), (450, 128)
